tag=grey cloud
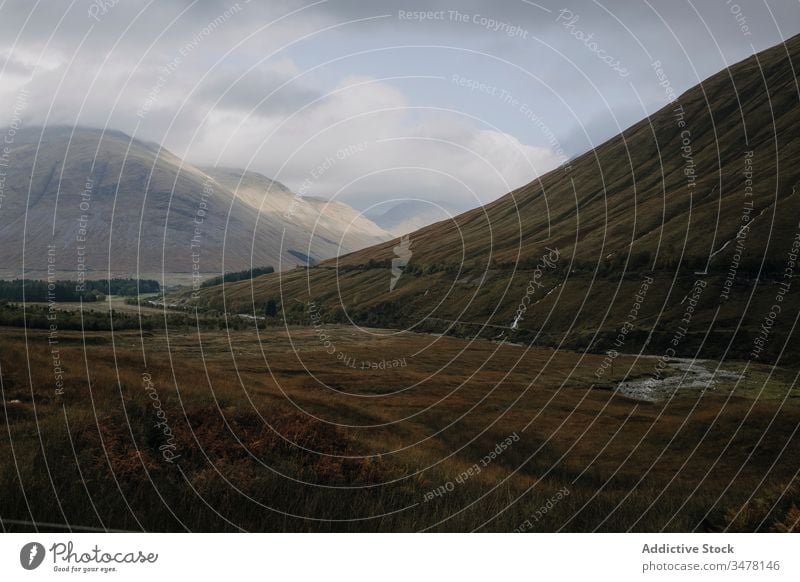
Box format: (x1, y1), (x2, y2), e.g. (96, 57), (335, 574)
(196, 65), (322, 117)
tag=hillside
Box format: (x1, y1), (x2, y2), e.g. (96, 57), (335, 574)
(201, 167), (390, 254)
(185, 35), (800, 362)
(0, 128), (390, 281)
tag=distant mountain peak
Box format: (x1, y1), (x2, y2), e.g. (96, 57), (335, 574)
(0, 127), (391, 282)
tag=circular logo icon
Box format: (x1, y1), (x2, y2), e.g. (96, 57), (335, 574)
(20, 542), (46, 570)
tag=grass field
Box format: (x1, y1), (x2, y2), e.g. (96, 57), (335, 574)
(1, 322), (798, 532)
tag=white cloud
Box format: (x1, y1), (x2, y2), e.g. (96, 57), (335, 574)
(180, 74), (560, 210)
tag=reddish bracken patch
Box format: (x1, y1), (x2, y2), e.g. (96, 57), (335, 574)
(72, 406), (390, 487)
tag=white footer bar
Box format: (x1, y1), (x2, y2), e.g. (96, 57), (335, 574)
(0, 533), (795, 580)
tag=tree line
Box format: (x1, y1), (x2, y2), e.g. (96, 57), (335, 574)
(200, 266), (275, 288)
(0, 278), (160, 302)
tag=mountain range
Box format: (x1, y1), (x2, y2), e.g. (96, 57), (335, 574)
(0, 127), (391, 282)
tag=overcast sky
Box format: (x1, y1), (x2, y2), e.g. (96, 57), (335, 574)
(1, 0), (798, 212)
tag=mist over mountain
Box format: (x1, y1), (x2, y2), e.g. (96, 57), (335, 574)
(366, 200), (461, 237)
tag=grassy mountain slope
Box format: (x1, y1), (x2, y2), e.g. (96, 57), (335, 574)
(186, 35), (800, 362)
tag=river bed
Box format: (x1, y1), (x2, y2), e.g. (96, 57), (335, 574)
(614, 358), (743, 402)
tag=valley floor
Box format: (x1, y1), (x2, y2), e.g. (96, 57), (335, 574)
(1, 324), (798, 532)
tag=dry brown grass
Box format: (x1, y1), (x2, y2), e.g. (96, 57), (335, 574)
(1, 324), (799, 532)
